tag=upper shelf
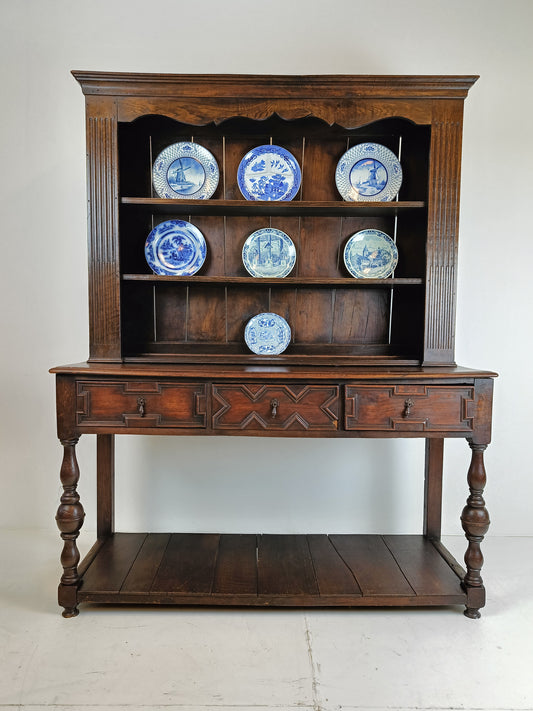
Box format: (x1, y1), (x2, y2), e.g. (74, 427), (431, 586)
(122, 275), (424, 287)
(121, 198), (425, 217)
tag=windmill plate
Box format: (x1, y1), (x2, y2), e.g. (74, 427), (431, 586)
(152, 142), (219, 200)
(335, 142), (402, 202)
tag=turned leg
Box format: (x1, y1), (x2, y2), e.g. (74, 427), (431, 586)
(55, 437), (85, 617)
(461, 440), (490, 618)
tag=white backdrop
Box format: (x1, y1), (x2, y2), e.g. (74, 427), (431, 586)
(1, 0), (531, 537)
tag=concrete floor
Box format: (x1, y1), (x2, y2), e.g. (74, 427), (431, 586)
(1, 530), (532, 711)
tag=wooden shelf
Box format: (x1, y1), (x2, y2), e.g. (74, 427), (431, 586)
(121, 197), (426, 217)
(78, 533), (466, 607)
(123, 274), (424, 286)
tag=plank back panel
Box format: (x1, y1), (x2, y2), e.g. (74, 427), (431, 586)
(294, 289), (333, 343)
(298, 217), (341, 277)
(187, 286), (226, 342)
(301, 135), (347, 202)
(224, 216), (266, 276)
(226, 287), (269, 343)
(154, 284), (187, 342)
(332, 289), (390, 344)
(194, 215), (225, 277)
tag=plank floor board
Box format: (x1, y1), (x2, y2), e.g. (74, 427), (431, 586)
(80, 533), (147, 594)
(258, 534), (319, 596)
(79, 533), (466, 607)
(329, 534), (414, 596)
(307, 534), (362, 596)
(383, 535), (464, 596)
(212, 533), (258, 595)
(151, 533), (220, 593)
(121, 533), (170, 593)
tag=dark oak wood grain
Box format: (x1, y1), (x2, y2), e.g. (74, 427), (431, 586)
(77, 533), (466, 607)
(151, 533), (220, 593)
(77, 74), (477, 365)
(52, 72), (495, 618)
(212, 534), (258, 595)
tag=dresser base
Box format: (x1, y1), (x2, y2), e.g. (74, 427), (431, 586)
(63, 532), (472, 611)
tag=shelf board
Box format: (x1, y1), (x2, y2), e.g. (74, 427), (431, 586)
(122, 274), (424, 286)
(78, 533), (466, 608)
(121, 197), (426, 216)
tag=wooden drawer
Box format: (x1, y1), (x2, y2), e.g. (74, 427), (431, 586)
(76, 381), (207, 428)
(212, 384), (340, 431)
(345, 384), (476, 432)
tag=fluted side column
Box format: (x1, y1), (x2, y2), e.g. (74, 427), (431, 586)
(423, 117), (462, 365)
(85, 96), (121, 362)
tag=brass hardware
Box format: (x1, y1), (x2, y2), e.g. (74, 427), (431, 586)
(403, 398), (414, 418)
(270, 398), (279, 418)
(137, 397), (146, 417)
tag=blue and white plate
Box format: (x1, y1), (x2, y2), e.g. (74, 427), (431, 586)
(152, 142), (219, 200)
(335, 143), (402, 202)
(244, 313), (291, 355)
(242, 228), (296, 278)
(343, 229), (398, 279)
(145, 220), (207, 276)
(237, 145), (301, 201)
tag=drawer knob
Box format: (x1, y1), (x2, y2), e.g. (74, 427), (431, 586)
(403, 398), (414, 418)
(270, 398), (279, 419)
(137, 397), (146, 417)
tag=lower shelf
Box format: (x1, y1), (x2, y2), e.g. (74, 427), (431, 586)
(78, 533), (467, 608)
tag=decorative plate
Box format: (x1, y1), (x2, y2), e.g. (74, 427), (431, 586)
(244, 313), (291, 355)
(237, 145), (301, 201)
(343, 229), (398, 279)
(242, 228), (296, 278)
(335, 143), (402, 202)
(145, 219), (207, 276)
(152, 142), (219, 200)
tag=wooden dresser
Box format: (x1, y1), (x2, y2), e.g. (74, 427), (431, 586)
(52, 72), (496, 618)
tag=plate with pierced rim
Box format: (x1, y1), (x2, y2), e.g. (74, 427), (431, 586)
(152, 142), (219, 200)
(242, 228), (296, 278)
(343, 229), (398, 279)
(145, 219), (207, 276)
(335, 142), (402, 202)
(244, 313), (291, 355)
(237, 144), (301, 201)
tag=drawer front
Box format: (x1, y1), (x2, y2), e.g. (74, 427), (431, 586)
(345, 384), (476, 432)
(77, 381), (207, 428)
(212, 383), (340, 431)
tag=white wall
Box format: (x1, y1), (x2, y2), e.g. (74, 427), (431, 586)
(1, 0), (531, 538)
